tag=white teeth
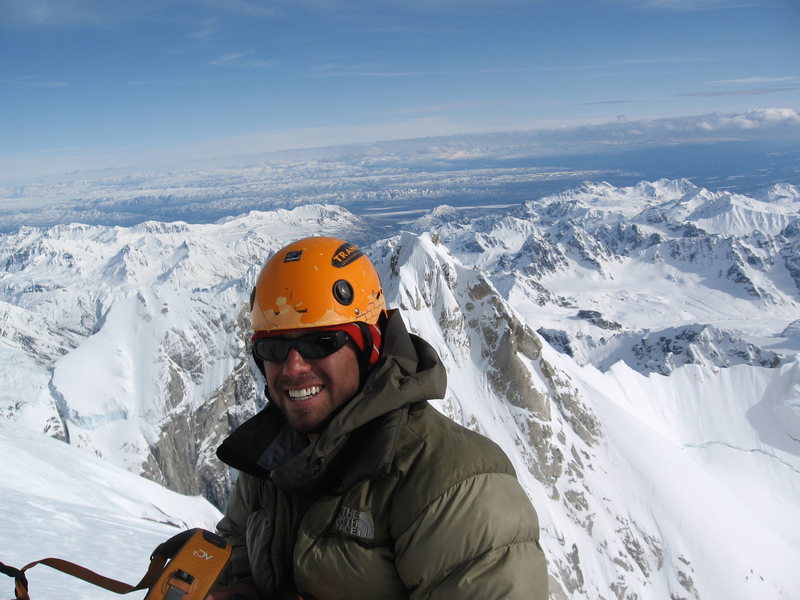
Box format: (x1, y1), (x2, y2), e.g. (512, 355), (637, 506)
(288, 385), (321, 399)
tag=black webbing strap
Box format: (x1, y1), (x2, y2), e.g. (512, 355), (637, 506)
(0, 562), (28, 599)
(0, 562), (26, 582)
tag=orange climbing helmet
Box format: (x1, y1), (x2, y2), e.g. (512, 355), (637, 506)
(251, 236), (387, 333)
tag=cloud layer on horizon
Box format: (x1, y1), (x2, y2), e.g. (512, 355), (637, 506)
(0, 107), (797, 187)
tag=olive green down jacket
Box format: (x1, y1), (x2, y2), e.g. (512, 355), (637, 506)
(215, 310), (548, 599)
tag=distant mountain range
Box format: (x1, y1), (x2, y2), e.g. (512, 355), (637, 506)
(1, 179), (798, 599)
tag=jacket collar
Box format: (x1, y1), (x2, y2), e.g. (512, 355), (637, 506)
(216, 309), (447, 489)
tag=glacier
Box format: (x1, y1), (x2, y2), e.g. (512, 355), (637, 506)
(1, 178), (799, 599)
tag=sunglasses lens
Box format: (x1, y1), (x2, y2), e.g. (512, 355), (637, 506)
(253, 331), (349, 362)
(294, 334), (339, 359)
(253, 338), (289, 362)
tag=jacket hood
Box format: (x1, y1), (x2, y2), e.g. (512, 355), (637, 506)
(216, 309), (446, 488)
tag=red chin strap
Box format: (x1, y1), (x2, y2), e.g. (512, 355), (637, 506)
(340, 322), (383, 366)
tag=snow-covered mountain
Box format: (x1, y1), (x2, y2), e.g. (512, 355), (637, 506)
(1, 179), (799, 599)
(0, 420), (221, 600)
(415, 179), (800, 375)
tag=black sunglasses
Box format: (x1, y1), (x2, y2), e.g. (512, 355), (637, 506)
(252, 330), (351, 363)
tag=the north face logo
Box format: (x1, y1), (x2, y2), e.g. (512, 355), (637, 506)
(335, 506), (374, 540)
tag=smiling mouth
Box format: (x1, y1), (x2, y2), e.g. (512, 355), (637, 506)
(287, 385), (322, 400)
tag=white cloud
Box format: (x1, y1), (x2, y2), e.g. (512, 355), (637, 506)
(0, 0), (281, 31)
(209, 50), (274, 68)
(171, 116), (475, 156)
(192, 0), (278, 18)
(0, 0), (154, 27)
(710, 77), (797, 85)
(677, 87), (797, 97)
(444, 107), (800, 156)
(187, 18), (219, 40)
(561, 107), (800, 143)
(618, 0), (761, 11)
(0, 76), (66, 87)
(696, 107), (800, 130)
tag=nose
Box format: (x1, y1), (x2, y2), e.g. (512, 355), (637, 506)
(282, 348), (312, 376)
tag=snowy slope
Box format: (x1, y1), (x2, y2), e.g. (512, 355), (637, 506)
(2, 181), (799, 599)
(0, 421), (221, 600)
(545, 349), (800, 599)
(377, 231), (800, 599)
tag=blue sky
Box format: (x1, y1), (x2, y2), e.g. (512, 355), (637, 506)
(1, 0), (799, 180)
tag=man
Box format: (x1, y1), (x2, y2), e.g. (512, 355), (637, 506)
(208, 236), (548, 600)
